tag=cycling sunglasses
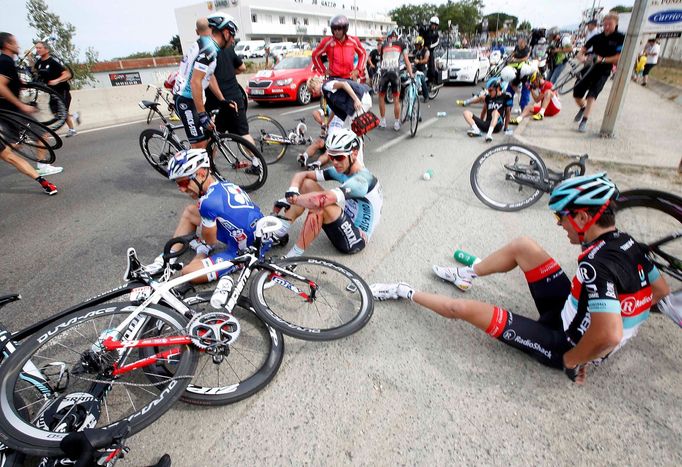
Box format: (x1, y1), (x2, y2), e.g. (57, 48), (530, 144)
(553, 208), (587, 224)
(329, 154), (349, 161)
(175, 176), (194, 189)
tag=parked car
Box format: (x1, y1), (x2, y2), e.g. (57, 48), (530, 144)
(249, 44), (267, 58)
(235, 40), (265, 59)
(442, 48), (490, 84)
(246, 51), (323, 105)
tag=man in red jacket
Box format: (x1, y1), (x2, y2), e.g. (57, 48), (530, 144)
(312, 15), (366, 80)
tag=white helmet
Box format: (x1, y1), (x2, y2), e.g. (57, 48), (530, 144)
(520, 63), (534, 78)
(325, 129), (360, 156)
(207, 12), (239, 36)
(538, 37), (547, 45)
(561, 36), (572, 47)
(167, 149), (210, 180)
(500, 66), (517, 83)
(430, 16), (439, 25)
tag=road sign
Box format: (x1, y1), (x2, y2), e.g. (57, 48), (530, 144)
(656, 31), (682, 38)
(642, 0), (682, 33)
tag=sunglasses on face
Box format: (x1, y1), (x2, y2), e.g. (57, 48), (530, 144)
(329, 154), (349, 161)
(176, 177), (193, 189)
(332, 26), (344, 31)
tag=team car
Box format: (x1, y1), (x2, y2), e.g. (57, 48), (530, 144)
(246, 51), (323, 105)
(442, 48), (490, 84)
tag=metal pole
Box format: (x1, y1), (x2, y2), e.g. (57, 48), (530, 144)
(599, 0), (648, 137)
(354, 0), (358, 36)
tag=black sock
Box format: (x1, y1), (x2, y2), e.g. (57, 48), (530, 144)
(35, 176), (46, 183)
(581, 117), (588, 122)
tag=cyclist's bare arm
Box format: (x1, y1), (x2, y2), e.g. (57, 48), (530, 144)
(190, 69), (208, 113)
(562, 312), (623, 370)
(295, 189), (340, 210)
(289, 170), (318, 192)
(652, 276), (671, 304)
(403, 51), (414, 77)
(208, 75), (225, 101)
(201, 224), (218, 247)
(48, 68), (71, 86)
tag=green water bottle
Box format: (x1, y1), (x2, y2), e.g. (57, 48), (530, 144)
(454, 249), (481, 266)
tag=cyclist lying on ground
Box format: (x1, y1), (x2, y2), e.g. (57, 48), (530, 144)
(459, 77), (507, 142)
(272, 129), (382, 257)
(371, 173), (670, 385)
(510, 70), (561, 124)
(145, 148), (280, 281)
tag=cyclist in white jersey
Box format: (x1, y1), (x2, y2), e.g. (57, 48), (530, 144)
(173, 12), (239, 149)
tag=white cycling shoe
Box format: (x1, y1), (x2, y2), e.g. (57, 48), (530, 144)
(144, 254), (177, 275)
(432, 266), (472, 291)
(370, 282), (414, 301)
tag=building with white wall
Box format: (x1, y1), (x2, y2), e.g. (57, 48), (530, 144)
(175, 0), (394, 52)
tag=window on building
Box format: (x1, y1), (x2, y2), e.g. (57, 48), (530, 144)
(292, 17), (298, 25)
(279, 16), (285, 24)
(252, 14), (257, 23)
(312, 0), (317, 4)
(266, 14), (272, 23)
(303, 18), (309, 26)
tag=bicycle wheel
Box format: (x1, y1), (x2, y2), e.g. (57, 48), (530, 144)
(19, 82), (67, 131)
(143, 293), (284, 406)
(616, 189), (682, 290)
(409, 91), (420, 137)
(400, 93), (409, 123)
(0, 110), (62, 150)
(470, 144), (549, 212)
(0, 303), (197, 457)
(247, 114), (288, 164)
(428, 83), (440, 99)
(209, 132), (268, 192)
(249, 256), (374, 341)
(139, 129), (182, 178)
(0, 115), (56, 164)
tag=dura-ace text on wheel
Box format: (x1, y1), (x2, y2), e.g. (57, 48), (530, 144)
(139, 128), (184, 178)
(249, 256), (374, 341)
(208, 132), (268, 192)
(470, 144), (549, 212)
(0, 304), (197, 457)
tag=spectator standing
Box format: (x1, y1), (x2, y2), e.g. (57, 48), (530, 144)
(419, 17), (440, 86)
(548, 31), (573, 84)
(584, 18), (600, 43)
(641, 38), (660, 86)
(312, 15), (366, 80)
(34, 41), (78, 137)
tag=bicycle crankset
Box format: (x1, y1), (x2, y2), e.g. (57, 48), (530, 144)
(187, 312), (240, 358)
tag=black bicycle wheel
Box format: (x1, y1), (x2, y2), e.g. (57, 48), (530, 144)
(209, 132), (268, 192)
(409, 91), (420, 137)
(139, 129), (183, 178)
(249, 256), (374, 341)
(143, 293), (284, 406)
(0, 115), (56, 164)
(556, 62), (595, 96)
(428, 83), (440, 99)
(19, 82), (67, 131)
(247, 114), (288, 164)
(470, 144), (549, 212)
(0, 303), (197, 457)
(617, 189), (682, 290)
(0, 110), (62, 150)
(400, 93), (409, 123)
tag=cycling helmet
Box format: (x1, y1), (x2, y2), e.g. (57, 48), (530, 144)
(325, 129), (360, 156)
(549, 172), (618, 213)
(207, 12), (239, 35)
(529, 70), (541, 84)
(330, 15), (350, 34)
(561, 36), (572, 47)
(430, 16), (440, 26)
(486, 77), (502, 89)
(500, 66), (517, 83)
(548, 27), (559, 37)
(415, 36), (425, 47)
(538, 37), (547, 45)
(167, 149), (211, 180)
(387, 28), (398, 38)
(519, 63), (534, 78)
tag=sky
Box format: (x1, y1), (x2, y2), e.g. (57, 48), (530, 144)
(1, 0), (634, 61)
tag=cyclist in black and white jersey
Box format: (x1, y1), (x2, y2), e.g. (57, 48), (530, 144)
(371, 173), (670, 385)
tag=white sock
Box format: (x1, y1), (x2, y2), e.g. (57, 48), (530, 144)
(516, 115), (524, 122)
(538, 108), (546, 116)
(286, 244), (304, 258)
(397, 283), (415, 301)
(471, 123), (480, 132)
(459, 266), (478, 280)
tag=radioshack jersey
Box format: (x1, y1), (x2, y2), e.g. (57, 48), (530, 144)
(561, 230), (660, 349)
(174, 36), (219, 99)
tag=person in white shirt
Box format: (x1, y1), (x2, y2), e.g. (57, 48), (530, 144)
(641, 38), (660, 86)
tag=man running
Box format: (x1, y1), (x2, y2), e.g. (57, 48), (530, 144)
(34, 41), (77, 137)
(273, 129), (382, 257)
(371, 173), (670, 385)
(312, 15), (366, 81)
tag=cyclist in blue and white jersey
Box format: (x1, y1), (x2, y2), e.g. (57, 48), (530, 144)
(145, 149), (274, 283)
(173, 12), (239, 149)
(371, 173), (670, 385)
(273, 129), (382, 257)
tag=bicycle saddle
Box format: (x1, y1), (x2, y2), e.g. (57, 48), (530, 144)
(139, 100), (161, 109)
(0, 294), (20, 310)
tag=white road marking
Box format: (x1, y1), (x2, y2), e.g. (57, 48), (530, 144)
(73, 118), (149, 135)
(279, 104), (319, 116)
(372, 117), (439, 153)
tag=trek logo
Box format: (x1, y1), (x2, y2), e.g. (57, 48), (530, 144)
(587, 240), (606, 259)
(649, 10), (682, 25)
(340, 220), (363, 248)
(577, 262), (597, 284)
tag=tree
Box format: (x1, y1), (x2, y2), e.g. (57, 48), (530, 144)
(611, 5), (633, 13)
(389, 1), (483, 37)
(481, 12), (518, 33)
(518, 20), (532, 31)
(389, 4), (435, 30)
(170, 35), (182, 54)
(25, 0), (96, 88)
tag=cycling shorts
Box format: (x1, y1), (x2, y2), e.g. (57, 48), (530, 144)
(322, 210), (366, 254)
(213, 99), (249, 136)
(472, 116), (503, 134)
(572, 69), (610, 100)
(174, 95), (208, 144)
(533, 97), (561, 116)
(379, 70), (400, 96)
(486, 258), (573, 369)
(49, 88), (71, 112)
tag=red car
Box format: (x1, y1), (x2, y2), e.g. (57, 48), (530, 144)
(247, 52), (323, 105)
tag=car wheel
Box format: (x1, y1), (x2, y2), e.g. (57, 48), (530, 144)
(472, 71), (479, 85)
(296, 83), (311, 105)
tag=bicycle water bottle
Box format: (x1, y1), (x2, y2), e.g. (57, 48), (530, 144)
(454, 249), (481, 266)
(437, 112), (447, 118)
(210, 276), (234, 309)
(422, 169), (434, 181)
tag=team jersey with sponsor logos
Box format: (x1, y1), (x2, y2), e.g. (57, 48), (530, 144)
(174, 36), (220, 99)
(561, 230), (660, 348)
(198, 181), (263, 251)
(315, 167), (383, 239)
(380, 39), (406, 73)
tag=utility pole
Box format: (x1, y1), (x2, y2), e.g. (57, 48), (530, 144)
(354, 0), (358, 36)
(599, 0), (647, 137)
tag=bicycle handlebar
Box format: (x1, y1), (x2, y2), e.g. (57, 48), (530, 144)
(162, 235), (192, 261)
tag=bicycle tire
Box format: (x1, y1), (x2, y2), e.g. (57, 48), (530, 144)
(400, 92), (409, 124)
(556, 62), (595, 96)
(142, 293), (284, 406)
(247, 114), (288, 164)
(139, 129), (182, 178)
(0, 110), (63, 150)
(0, 115), (57, 164)
(470, 144), (549, 212)
(19, 82), (67, 131)
(0, 303), (198, 457)
(428, 84), (440, 100)
(209, 132), (268, 192)
(409, 92), (420, 137)
(249, 256), (374, 341)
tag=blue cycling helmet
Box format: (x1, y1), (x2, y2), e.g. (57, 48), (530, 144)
(207, 12), (239, 35)
(486, 77), (502, 89)
(548, 172), (618, 213)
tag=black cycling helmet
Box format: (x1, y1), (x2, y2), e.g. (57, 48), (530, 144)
(207, 12), (239, 36)
(330, 15), (349, 34)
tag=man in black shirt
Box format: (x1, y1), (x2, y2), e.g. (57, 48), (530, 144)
(412, 36), (430, 102)
(34, 41), (77, 137)
(573, 13), (624, 133)
(510, 37), (530, 64)
(367, 39), (381, 83)
(461, 77), (506, 143)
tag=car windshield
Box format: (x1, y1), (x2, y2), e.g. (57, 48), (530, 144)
(274, 56), (311, 70)
(447, 50), (477, 60)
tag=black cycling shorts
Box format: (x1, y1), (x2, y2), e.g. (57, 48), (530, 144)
(472, 116), (503, 134)
(486, 258), (573, 369)
(174, 95), (208, 144)
(572, 69), (610, 100)
(49, 88), (71, 112)
(322, 211), (366, 254)
(379, 70), (400, 96)
(214, 98), (249, 135)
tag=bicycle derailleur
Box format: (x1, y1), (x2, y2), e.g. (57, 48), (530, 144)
(186, 312), (241, 363)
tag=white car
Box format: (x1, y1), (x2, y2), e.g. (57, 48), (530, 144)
(442, 49), (490, 84)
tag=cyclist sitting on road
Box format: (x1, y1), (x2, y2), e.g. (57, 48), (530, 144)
(371, 173), (671, 385)
(145, 148), (274, 282)
(173, 13), (239, 150)
(378, 29), (414, 131)
(272, 129), (382, 258)
(312, 15), (367, 81)
(510, 70), (561, 124)
(412, 36), (430, 103)
(460, 77), (507, 143)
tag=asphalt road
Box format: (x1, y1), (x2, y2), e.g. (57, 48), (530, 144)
(1, 84), (680, 465)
